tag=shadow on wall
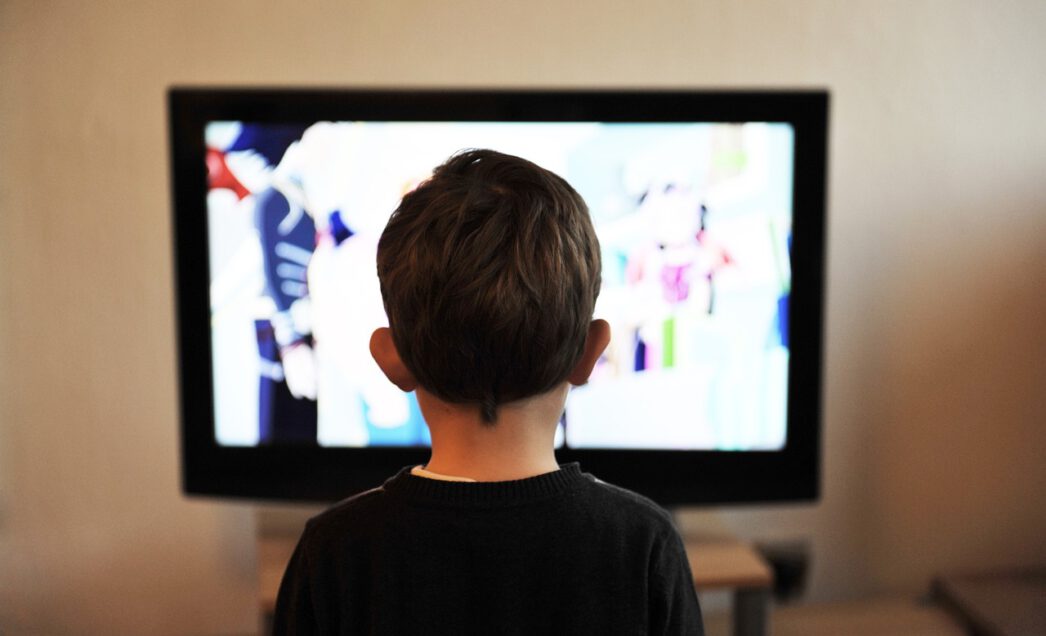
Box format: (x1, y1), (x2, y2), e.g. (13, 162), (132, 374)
(866, 214), (1046, 592)
(0, 503), (257, 634)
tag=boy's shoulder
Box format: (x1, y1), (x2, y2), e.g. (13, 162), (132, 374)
(276, 465), (705, 634)
(302, 464), (678, 544)
(301, 472), (400, 538)
(585, 473), (678, 526)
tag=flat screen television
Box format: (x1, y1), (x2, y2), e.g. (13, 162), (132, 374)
(169, 88), (828, 505)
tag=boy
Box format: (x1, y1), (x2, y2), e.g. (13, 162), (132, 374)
(273, 149), (704, 634)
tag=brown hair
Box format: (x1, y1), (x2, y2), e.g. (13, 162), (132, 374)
(376, 149), (601, 423)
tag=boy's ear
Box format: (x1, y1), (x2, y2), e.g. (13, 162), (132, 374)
(369, 327), (417, 392)
(568, 319), (611, 386)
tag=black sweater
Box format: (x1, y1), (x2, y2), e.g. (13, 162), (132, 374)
(273, 464), (704, 635)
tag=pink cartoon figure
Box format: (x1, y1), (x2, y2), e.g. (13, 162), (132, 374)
(622, 183), (733, 372)
(627, 183), (732, 313)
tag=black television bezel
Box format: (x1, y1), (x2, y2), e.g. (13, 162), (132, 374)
(169, 88), (828, 506)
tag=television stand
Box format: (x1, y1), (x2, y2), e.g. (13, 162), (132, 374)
(685, 536), (774, 636)
(256, 517), (773, 636)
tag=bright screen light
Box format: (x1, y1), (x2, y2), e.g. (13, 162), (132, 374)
(205, 121), (794, 451)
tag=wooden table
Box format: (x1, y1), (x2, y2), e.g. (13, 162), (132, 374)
(258, 536), (297, 616)
(686, 539), (774, 636)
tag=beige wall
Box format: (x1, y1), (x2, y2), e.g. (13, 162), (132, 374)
(2, 1), (1044, 633)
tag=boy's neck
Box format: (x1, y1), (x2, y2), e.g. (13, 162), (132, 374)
(416, 386), (566, 482)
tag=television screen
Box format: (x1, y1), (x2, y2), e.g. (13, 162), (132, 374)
(171, 89), (827, 504)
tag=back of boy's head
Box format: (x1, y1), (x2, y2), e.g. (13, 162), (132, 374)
(376, 149), (601, 423)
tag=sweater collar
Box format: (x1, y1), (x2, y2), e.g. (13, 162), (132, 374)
(384, 462), (588, 507)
